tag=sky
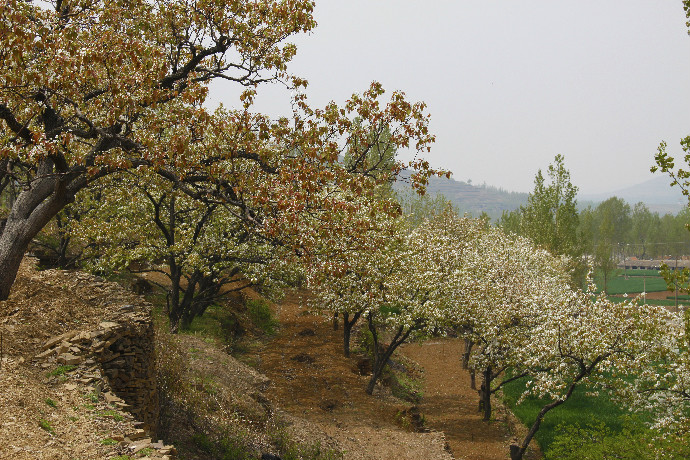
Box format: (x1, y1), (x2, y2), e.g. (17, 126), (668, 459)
(210, 0), (690, 195)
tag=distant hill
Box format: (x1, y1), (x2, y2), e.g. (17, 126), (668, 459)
(578, 176), (686, 214)
(395, 174), (528, 221)
(395, 173), (689, 220)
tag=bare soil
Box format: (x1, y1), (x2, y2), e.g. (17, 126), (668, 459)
(255, 292), (527, 460)
(0, 259), (150, 460)
(632, 289), (678, 300)
(2, 261), (531, 460)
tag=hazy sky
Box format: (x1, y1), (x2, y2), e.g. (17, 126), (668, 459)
(210, 1), (690, 195)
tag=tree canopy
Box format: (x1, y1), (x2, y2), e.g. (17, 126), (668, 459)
(0, 0), (444, 300)
(500, 155), (584, 286)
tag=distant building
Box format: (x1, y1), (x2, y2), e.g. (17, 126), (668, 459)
(618, 258), (690, 271)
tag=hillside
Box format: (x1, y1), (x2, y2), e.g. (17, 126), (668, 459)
(579, 175), (685, 213)
(0, 259), (532, 460)
(395, 174), (528, 220)
(0, 259), (175, 459)
(395, 172), (688, 219)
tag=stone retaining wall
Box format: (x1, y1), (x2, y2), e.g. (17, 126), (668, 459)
(35, 272), (168, 456)
(40, 302), (159, 434)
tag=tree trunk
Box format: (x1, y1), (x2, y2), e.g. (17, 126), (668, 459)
(365, 315), (416, 395)
(511, 396), (566, 460)
(366, 343), (400, 395)
(343, 318), (352, 357)
(470, 370), (476, 390)
(511, 372), (586, 460)
(482, 367), (492, 421)
(167, 263), (183, 333)
(333, 312), (339, 331)
(0, 176), (74, 299)
(365, 314), (382, 395)
(342, 311), (362, 358)
(462, 339), (473, 369)
(366, 358), (383, 395)
(0, 223), (32, 299)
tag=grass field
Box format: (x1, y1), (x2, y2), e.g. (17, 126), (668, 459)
(502, 377), (635, 458)
(593, 269), (668, 295)
(592, 270), (690, 308)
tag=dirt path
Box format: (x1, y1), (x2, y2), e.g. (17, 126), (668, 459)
(255, 292), (525, 460)
(401, 340), (516, 460)
(256, 292), (453, 460)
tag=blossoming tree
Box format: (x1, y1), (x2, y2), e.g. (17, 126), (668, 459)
(0, 0), (442, 300)
(506, 283), (672, 460)
(447, 224), (571, 422)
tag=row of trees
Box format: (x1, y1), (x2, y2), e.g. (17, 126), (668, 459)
(2, 1), (690, 459)
(500, 154), (690, 292)
(308, 208), (689, 460)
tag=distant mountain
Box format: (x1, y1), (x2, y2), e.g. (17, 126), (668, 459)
(395, 174), (528, 221)
(394, 173), (689, 221)
(578, 176), (686, 214)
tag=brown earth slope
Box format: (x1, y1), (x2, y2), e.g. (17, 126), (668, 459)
(255, 291), (529, 460)
(2, 260), (530, 460)
(0, 259), (162, 460)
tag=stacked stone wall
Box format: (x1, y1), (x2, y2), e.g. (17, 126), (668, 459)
(37, 282), (162, 439)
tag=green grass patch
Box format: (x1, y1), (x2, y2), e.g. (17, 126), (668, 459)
(44, 398), (58, 408)
(47, 365), (76, 377)
(594, 270), (668, 295)
(100, 438), (118, 446)
(181, 303), (226, 337)
(97, 410), (124, 421)
(179, 303), (247, 349)
(667, 295), (690, 301)
(38, 418), (54, 433)
(548, 418), (690, 459)
(502, 376), (632, 456)
(83, 389), (100, 404)
(648, 298), (689, 308)
(246, 299), (279, 335)
(390, 372), (424, 403)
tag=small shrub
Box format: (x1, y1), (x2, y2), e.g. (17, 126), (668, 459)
(395, 407), (427, 432)
(270, 424), (343, 460)
(137, 447), (154, 456)
(39, 418), (53, 433)
(45, 398), (58, 408)
(356, 327), (375, 356)
(47, 365), (76, 377)
(191, 433), (214, 453)
(190, 432), (251, 460)
(100, 438), (118, 446)
(218, 437), (249, 460)
(246, 299), (279, 335)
